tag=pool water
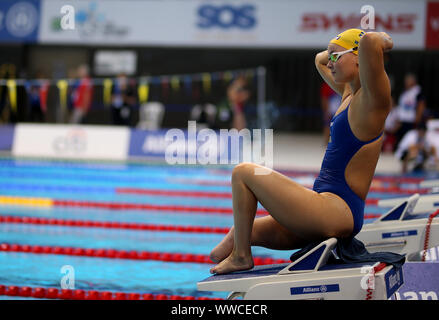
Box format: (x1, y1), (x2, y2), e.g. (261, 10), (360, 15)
(0, 157), (435, 300)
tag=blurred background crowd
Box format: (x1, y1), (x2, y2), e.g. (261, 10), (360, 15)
(0, 0), (438, 172)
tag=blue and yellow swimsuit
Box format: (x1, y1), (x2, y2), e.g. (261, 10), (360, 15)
(313, 103), (382, 237)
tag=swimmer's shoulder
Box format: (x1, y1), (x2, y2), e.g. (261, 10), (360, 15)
(349, 88), (390, 140)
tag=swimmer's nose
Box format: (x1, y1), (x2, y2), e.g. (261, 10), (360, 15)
(327, 60), (333, 69)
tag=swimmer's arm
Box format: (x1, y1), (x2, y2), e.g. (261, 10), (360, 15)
(315, 50), (350, 98)
(358, 32), (393, 111)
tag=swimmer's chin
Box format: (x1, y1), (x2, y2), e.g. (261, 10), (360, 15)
(332, 75), (348, 84)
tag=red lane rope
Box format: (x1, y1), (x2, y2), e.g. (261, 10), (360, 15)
(365, 262), (387, 300)
(116, 187), (232, 198)
(0, 243), (289, 266)
(171, 176), (425, 187)
(0, 284), (221, 300)
(369, 186), (430, 195)
(171, 178), (232, 186)
(41, 197), (387, 213)
(0, 213), (382, 233)
(364, 213), (382, 219)
(366, 199), (379, 205)
(422, 209), (439, 262)
(117, 187), (428, 198)
(52, 199), (269, 215)
(208, 168), (426, 184)
(0, 215), (230, 234)
(372, 176), (424, 184)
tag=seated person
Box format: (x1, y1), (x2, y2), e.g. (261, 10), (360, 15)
(395, 122), (438, 173)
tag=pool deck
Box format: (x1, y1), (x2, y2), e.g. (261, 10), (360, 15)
(273, 133), (401, 174)
(0, 132), (402, 174)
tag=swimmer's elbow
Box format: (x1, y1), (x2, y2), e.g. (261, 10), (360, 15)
(315, 50), (328, 67)
(360, 32), (392, 54)
(359, 33), (381, 57)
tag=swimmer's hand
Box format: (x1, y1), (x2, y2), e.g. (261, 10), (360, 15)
(379, 32), (393, 52)
(364, 31), (393, 52)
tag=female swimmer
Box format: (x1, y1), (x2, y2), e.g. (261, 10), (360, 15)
(209, 29), (394, 275)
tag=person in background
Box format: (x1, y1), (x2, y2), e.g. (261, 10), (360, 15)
(382, 94), (400, 153)
(394, 73), (426, 149)
(395, 122), (438, 173)
(320, 81), (342, 145)
(190, 103), (217, 129)
(111, 73), (137, 126)
(215, 76), (251, 130)
(27, 83), (44, 122)
(69, 64), (93, 124)
(26, 71), (48, 123)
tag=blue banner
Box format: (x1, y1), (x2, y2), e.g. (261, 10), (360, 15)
(128, 128), (240, 164)
(0, 0), (40, 43)
(129, 129), (172, 159)
(0, 125), (15, 150)
(394, 262), (439, 300)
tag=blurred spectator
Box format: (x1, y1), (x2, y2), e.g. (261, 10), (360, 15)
(190, 103), (217, 129)
(27, 83), (44, 122)
(394, 73), (426, 149)
(111, 73), (136, 126)
(137, 102), (165, 130)
(214, 76), (251, 130)
(395, 122), (438, 173)
(25, 72), (48, 123)
(69, 64), (93, 124)
(382, 95), (400, 153)
(67, 67), (77, 112)
(320, 82), (341, 145)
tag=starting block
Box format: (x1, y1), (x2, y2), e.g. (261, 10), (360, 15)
(377, 193), (439, 214)
(197, 238), (404, 300)
(360, 194), (439, 260)
(198, 194), (439, 300)
(419, 179), (439, 189)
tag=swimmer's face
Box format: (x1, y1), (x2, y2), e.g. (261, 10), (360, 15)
(327, 43), (358, 83)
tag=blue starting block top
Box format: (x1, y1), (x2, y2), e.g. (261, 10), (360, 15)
(201, 263), (289, 282)
(201, 261), (376, 283)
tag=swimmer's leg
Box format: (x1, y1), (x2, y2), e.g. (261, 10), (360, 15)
(210, 167), (258, 274)
(209, 162), (354, 275)
(209, 216), (308, 263)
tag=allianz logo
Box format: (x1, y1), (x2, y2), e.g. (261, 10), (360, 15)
(388, 271), (402, 289)
(302, 285), (327, 293)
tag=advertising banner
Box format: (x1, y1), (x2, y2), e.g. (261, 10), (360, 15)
(0, 0), (40, 43)
(395, 262), (439, 300)
(38, 0), (427, 49)
(0, 125), (15, 151)
(426, 1), (439, 49)
(129, 128), (232, 164)
(12, 124), (130, 160)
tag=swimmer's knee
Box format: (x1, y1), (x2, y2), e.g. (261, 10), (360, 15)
(232, 162), (255, 183)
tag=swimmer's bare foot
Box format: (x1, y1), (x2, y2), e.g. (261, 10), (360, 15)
(209, 252), (254, 275)
(209, 227), (234, 263)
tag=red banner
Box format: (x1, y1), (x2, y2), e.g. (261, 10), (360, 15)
(426, 1), (439, 49)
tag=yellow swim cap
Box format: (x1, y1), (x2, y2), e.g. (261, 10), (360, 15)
(330, 29), (365, 55)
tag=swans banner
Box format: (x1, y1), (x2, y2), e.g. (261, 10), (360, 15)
(35, 0), (438, 49)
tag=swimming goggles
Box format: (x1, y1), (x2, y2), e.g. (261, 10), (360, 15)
(328, 48), (355, 63)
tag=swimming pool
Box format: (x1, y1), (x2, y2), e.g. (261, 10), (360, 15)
(0, 157), (435, 300)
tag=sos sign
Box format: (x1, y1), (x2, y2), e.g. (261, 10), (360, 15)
(196, 4), (257, 29)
